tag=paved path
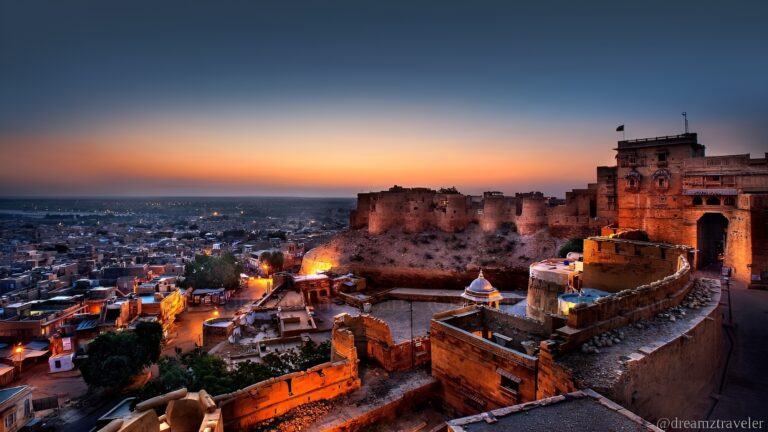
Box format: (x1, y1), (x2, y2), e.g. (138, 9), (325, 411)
(706, 279), (768, 423)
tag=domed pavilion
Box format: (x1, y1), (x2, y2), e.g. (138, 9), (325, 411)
(461, 269), (503, 309)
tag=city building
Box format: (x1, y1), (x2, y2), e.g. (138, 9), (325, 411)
(0, 386), (34, 432)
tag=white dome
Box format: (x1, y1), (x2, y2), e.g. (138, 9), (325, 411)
(466, 270), (495, 294)
(462, 270), (503, 304)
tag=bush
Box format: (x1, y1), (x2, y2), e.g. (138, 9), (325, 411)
(557, 238), (584, 258)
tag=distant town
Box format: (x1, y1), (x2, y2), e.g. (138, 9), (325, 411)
(0, 133), (765, 431)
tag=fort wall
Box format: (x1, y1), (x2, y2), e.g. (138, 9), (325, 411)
(603, 287), (722, 423)
(216, 327), (361, 431)
(580, 238), (689, 292)
(352, 171), (615, 239)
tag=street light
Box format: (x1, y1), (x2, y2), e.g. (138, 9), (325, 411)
(15, 345), (23, 373)
(212, 308), (220, 318)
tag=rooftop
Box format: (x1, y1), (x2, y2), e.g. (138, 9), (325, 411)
(0, 385), (29, 405)
(447, 389), (661, 431)
(615, 133), (703, 150)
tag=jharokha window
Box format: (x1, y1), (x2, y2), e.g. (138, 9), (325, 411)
(625, 170), (641, 192)
(652, 168), (670, 190)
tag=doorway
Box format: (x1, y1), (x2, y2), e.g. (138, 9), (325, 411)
(697, 213), (728, 269)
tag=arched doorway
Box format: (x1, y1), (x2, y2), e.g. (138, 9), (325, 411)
(697, 213), (728, 269)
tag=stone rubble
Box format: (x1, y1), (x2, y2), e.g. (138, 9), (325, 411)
(579, 281), (713, 355)
(251, 400), (334, 432)
(580, 329), (626, 354)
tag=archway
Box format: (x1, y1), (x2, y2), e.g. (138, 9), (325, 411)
(696, 213), (728, 269)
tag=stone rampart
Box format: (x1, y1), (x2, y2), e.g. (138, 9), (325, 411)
(216, 327), (361, 431)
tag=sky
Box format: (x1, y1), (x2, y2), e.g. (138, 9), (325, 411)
(1, 0), (766, 198)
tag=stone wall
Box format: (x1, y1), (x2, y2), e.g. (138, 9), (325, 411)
(351, 176), (615, 239)
(581, 238), (689, 292)
(526, 276), (566, 322)
(336, 314), (430, 372)
(592, 282), (723, 422)
(216, 328), (361, 431)
(430, 308), (541, 416)
(535, 340), (578, 399)
(314, 377), (438, 431)
(561, 253), (692, 349)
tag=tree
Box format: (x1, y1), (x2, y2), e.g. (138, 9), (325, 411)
(78, 323), (165, 389)
(181, 252), (243, 290)
(79, 332), (146, 388)
(557, 238), (584, 258)
(259, 251), (284, 274)
(134, 321), (164, 364)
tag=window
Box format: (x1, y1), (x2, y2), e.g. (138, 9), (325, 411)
(5, 413), (15, 429)
(692, 197), (703, 206)
(724, 197), (736, 206)
(54, 360), (62, 369)
(625, 171), (641, 192)
(24, 399), (31, 416)
(657, 152), (667, 162)
(706, 196), (721, 206)
(500, 374), (521, 394)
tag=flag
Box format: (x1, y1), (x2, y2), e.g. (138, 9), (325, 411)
(616, 125), (625, 132)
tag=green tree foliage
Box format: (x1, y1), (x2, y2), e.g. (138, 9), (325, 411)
(78, 327), (161, 389)
(259, 251), (284, 273)
(139, 341), (332, 400)
(134, 321), (164, 363)
(181, 252), (243, 290)
(557, 238), (584, 258)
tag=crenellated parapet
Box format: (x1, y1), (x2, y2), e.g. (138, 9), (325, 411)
(351, 177), (616, 237)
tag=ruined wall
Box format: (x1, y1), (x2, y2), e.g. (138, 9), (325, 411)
(217, 328), (361, 431)
(535, 341), (578, 399)
(336, 314), (430, 372)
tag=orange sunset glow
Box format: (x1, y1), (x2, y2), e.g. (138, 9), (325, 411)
(0, 112), (620, 197)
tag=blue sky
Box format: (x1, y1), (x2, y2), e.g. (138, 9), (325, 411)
(1, 0), (766, 196)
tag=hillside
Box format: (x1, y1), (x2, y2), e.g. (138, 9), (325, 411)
(301, 224), (567, 290)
